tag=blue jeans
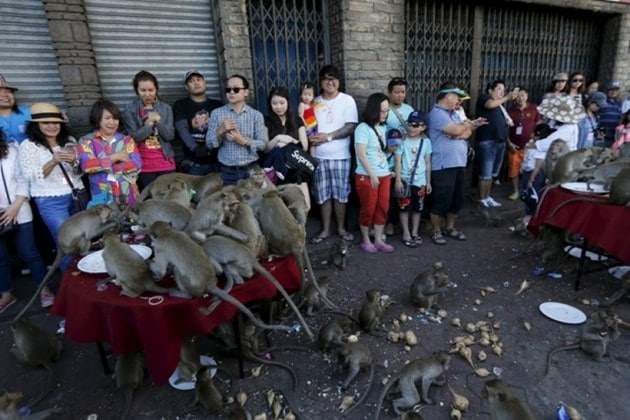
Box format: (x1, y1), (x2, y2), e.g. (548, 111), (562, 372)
(34, 194), (74, 271)
(477, 139), (506, 180)
(0, 222), (48, 293)
(221, 163), (256, 186)
(187, 162), (220, 176)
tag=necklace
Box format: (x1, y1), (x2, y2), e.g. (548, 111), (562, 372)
(321, 96), (338, 124)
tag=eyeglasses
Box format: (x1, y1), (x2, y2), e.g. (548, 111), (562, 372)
(391, 77), (407, 84)
(225, 87), (245, 94)
(572, 78), (584, 83)
(408, 122), (425, 128)
(322, 77), (338, 83)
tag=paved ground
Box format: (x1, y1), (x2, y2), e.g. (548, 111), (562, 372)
(1, 182), (628, 419)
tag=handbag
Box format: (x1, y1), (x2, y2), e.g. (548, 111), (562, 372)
(284, 144), (319, 184)
(0, 161), (19, 236)
(47, 144), (91, 212)
(394, 139), (425, 198)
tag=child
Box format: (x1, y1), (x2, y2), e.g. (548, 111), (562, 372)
(521, 123), (554, 217)
(612, 110), (630, 155)
(298, 82), (318, 155)
(394, 111), (432, 247)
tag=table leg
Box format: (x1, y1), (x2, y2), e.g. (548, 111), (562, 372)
(574, 241), (589, 291)
(96, 343), (112, 375)
(232, 314), (245, 379)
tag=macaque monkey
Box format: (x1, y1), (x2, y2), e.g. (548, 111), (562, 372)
(223, 196), (267, 259)
(601, 272), (630, 306)
(137, 171), (222, 204)
(552, 146), (616, 184)
(0, 389), (61, 420)
(327, 239), (348, 270)
(375, 352), (451, 417)
(409, 261), (449, 309)
(128, 199), (192, 233)
(194, 366), (224, 414)
(176, 337), (202, 384)
(337, 342), (375, 415)
(162, 180), (192, 208)
(609, 167), (630, 206)
(318, 318), (353, 352)
(186, 189), (247, 243)
(247, 164), (275, 190)
(13, 204), (120, 322)
(227, 405), (253, 420)
(114, 351), (145, 420)
(277, 184), (309, 225)
(101, 232), (168, 298)
(10, 318), (63, 408)
(303, 276), (330, 316)
(200, 235), (313, 339)
(546, 309), (620, 374)
(359, 288), (383, 332)
(482, 378), (535, 420)
(148, 221), (293, 335)
(400, 410), (424, 420)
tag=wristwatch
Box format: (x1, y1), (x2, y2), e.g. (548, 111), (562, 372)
(326, 134), (332, 142)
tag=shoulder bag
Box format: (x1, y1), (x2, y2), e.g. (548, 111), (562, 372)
(45, 144), (91, 212)
(393, 139), (424, 198)
(0, 161), (20, 236)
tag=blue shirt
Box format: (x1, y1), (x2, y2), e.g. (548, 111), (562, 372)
(598, 99), (622, 143)
(395, 136), (432, 186)
(206, 103), (267, 166)
(385, 103), (414, 137)
(427, 104), (468, 170)
(354, 123), (390, 177)
(0, 105), (30, 143)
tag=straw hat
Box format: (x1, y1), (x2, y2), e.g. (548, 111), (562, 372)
(28, 103), (68, 123)
(537, 96), (585, 124)
(0, 75), (18, 91)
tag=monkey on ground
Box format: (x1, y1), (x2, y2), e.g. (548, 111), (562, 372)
(374, 351), (451, 418)
(409, 261), (450, 310)
(13, 204), (120, 322)
(601, 272), (630, 306)
(101, 232), (168, 298)
(176, 337), (202, 384)
(148, 221), (294, 335)
(302, 276), (331, 316)
(114, 351), (145, 420)
(137, 171), (222, 203)
(327, 239), (348, 270)
(10, 318), (63, 408)
(359, 288), (384, 332)
(194, 366), (224, 415)
(482, 378), (535, 420)
(227, 405), (253, 420)
(318, 318), (353, 352)
(186, 189), (248, 243)
(127, 199), (192, 233)
(336, 342), (375, 416)
(0, 389), (61, 420)
(545, 309), (620, 374)
(200, 234), (313, 338)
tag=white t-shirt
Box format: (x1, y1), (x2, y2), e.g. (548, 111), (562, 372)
(534, 123), (579, 160)
(312, 92), (358, 160)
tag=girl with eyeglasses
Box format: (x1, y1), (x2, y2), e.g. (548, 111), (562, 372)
(568, 71), (587, 106)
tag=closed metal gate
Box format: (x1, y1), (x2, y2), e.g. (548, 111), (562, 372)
(247, 0), (328, 111)
(405, 0), (605, 113)
(0, 0), (67, 109)
(84, 0), (221, 107)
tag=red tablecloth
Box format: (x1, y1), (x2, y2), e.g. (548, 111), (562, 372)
(50, 254), (300, 385)
(528, 186), (630, 264)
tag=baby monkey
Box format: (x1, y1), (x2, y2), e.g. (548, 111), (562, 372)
(327, 238), (348, 270)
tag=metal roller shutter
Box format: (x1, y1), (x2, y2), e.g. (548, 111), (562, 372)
(0, 0), (67, 109)
(84, 0), (221, 107)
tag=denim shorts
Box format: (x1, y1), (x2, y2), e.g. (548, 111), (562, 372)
(477, 139), (506, 180)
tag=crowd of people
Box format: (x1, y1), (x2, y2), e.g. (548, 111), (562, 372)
(2, 65), (630, 313)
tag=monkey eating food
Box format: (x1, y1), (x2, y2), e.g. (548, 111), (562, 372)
(482, 378), (536, 420)
(194, 366), (224, 415)
(336, 342), (375, 416)
(359, 288), (384, 332)
(409, 261), (450, 310)
(318, 317), (353, 352)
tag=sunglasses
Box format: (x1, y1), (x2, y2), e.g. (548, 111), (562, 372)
(225, 87), (245, 94)
(408, 122), (425, 128)
(572, 78), (584, 83)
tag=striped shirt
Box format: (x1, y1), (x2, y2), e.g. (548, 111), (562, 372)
(427, 104), (468, 170)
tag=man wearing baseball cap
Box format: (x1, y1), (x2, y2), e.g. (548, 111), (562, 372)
(173, 69), (223, 174)
(598, 80), (623, 147)
(0, 75), (30, 143)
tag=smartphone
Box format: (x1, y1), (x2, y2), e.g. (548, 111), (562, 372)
(513, 87), (520, 94)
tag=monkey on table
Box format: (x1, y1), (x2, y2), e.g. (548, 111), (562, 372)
(186, 188), (247, 243)
(136, 171), (222, 204)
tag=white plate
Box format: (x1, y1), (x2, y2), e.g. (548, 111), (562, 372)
(168, 355), (217, 391)
(77, 244), (152, 274)
(608, 266), (630, 280)
(560, 182), (609, 194)
(564, 246), (608, 262)
(539, 302), (587, 324)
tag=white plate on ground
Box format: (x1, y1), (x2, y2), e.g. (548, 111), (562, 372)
(564, 246), (608, 262)
(539, 302), (587, 324)
(560, 182), (609, 194)
(77, 244), (152, 274)
(608, 266), (630, 280)
(168, 355), (217, 391)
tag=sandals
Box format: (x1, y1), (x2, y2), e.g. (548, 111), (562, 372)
(411, 235), (423, 246)
(431, 231), (447, 245)
(445, 228), (467, 241)
(360, 242), (378, 254)
(310, 234), (329, 245)
(403, 239), (419, 248)
(0, 296), (17, 314)
(40, 293), (55, 308)
(339, 232), (354, 242)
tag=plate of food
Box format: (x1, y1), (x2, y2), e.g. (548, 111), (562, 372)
(168, 355), (217, 391)
(564, 246), (608, 262)
(560, 182), (609, 194)
(539, 302), (587, 324)
(77, 244), (152, 274)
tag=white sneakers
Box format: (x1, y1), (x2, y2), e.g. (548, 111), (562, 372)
(480, 196), (502, 208)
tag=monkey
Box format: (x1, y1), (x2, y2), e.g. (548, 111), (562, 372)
(186, 189), (248, 243)
(114, 351), (145, 420)
(409, 261), (450, 310)
(194, 366), (224, 414)
(482, 378), (536, 420)
(400, 410), (424, 420)
(545, 309), (621, 374)
(13, 204), (120, 322)
(127, 199), (192, 234)
(302, 276), (331, 316)
(277, 183), (308, 225)
(10, 318), (63, 408)
(199, 234), (313, 339)
(374, 351), (451, 418)
(176, 337), (202, 384)
(609, 167), (630, 206)
(337, 342), (375, 416)
(0, 389), (61, 420)
(359, 288), (384, 332)
(227, 405), (253, 420)
(148, 221), (294, 335)
(550, 145), (609, 183)
(578, 157), (630, 189)
(318, 318), (353, 352)
(248, 164), (276, 189)
(162, 180), (192, 208)
(327, 239), (348, 270)
(601, 272), (630, 306)
(535, 225), (566, 264)
(543, 138), (571, 182)
(101, 232), (168, 298)
(137, 171), (222, 203)
(224, 196), (268, 259)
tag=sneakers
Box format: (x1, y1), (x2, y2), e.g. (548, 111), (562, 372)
(508, 192), (519, 201)
(480, 197), (502, 208)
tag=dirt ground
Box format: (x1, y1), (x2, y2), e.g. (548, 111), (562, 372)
(1, 182), (629, 420)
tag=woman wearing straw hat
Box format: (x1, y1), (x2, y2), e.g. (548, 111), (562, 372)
(18, 103), (83, 292)
(532, 95), (585, 154)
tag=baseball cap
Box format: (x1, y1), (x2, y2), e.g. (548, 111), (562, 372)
(184, 69), (204, 83)
(407, 110), (428, 125)
(387, 128), (403, 147)
(607, 80), (621, 90)
(437, 87), (470, 99)
(588, 91), (607, 108)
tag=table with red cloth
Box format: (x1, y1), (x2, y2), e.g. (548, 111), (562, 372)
(528, 185), (630, 264)
(50, 254), (301, 385)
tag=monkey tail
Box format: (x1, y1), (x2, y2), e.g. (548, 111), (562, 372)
(343, 362), (375, 416)
(301, 247), (338, 309)
(374, 376), (396, 420)
(248, 354), (298, 391)
(26, 362), (55, 409)
(545, 344), (580, 375)
(118, 389), (133, 420)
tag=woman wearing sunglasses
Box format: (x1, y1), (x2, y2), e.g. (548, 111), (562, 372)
(567, 71), (587, 106)
(122, 70), (175, 190)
